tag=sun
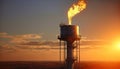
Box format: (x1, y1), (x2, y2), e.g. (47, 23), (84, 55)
(112, 40), (120, 50)
(115, 41), (120, 49)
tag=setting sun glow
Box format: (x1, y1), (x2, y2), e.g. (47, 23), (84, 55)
(114, 41), (120, 49)
(112, 39), (120, 50)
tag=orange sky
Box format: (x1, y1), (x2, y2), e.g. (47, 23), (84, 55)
(80, 45), (120, 61)
(0, 0), (120, 61)
(1, 40), (120, 61)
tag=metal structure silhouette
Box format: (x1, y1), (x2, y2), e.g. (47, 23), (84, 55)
(58, 24), (80, 69)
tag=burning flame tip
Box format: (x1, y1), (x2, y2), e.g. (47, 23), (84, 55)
(67, 0), (86, 25)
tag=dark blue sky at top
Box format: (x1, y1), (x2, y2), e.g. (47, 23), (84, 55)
(0, 0), (120, 40)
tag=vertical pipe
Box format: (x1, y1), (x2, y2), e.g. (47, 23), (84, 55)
(66, 41), (74, 69)
(79, 40), (80, 64)
(76, 41), (78, 61)
(76, 40), (78, 69)
(64, 41), (66, 61)
(59, 40), (61, 62)
(63, 41), (66, 69)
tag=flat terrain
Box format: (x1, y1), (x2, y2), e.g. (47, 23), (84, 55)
(0, 61), (64, 69)
(0, 61), (120, 69)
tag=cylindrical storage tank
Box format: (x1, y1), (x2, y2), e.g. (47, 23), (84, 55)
(60, 24), (79, 40)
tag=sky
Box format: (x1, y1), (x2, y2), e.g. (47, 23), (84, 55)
(0, 0), (120, 61)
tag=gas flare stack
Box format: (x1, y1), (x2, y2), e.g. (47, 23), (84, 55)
(58, 24), (81, 69)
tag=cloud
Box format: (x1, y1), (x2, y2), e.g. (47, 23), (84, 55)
(19, 41), (40, 45)
(0, 32), (59, 51)
(18, 39), (109, 50)
(0, 32), (43, 51)
(0, 44), (17, 53)
(0, 32), (8, 35)
(0, 32), (42, 44)
(0, 32), (110, 51)
(19, 40), (59, 46)
(11, 34), (41, 44)
(80, 40), (109, 46)
(16, 34), (41, 39)
(0, 32), (13, 39)
(79, 39), (111, 49)
(15, 45), (51, 50)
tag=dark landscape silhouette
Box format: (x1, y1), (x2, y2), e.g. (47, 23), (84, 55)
(0, 61), (120, 69)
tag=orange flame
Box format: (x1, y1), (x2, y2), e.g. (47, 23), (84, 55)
(68, 0), (86, 25)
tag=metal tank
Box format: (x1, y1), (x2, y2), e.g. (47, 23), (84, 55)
(60, 24), (80, 41)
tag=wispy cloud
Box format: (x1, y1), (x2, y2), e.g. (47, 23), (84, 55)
(20, 40), (59, 46)
(12, 34), (41, 44)
(17, 40), (59, 50)
(0, 32), (13, 38)
(80, 39), (110, 49)
(81, 40), (109, 45)
(0, 32), (8, 35)
(0, 44), (17, 53)
(0, 32), (41, 44)
(0, 32), (43, 52)
(0, 32), (110, 51)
